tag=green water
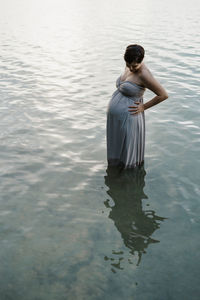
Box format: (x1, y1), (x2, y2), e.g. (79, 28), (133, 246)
(0, 0), (200, 299)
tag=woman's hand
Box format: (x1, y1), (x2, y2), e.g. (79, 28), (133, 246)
(128, 102), (145, 115)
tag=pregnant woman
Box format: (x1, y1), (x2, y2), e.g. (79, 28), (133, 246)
(106, 44), (168, 170)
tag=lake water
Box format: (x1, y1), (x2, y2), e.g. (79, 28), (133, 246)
(0, 0), (200, 299)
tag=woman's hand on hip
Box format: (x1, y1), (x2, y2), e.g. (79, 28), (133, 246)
(128, 102), (145, 115)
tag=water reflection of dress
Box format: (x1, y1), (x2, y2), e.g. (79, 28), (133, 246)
(104, 166), (166, 267)
(106, 76), (146, 170)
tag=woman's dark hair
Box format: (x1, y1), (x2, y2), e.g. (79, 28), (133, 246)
(124, 44), (145, 65)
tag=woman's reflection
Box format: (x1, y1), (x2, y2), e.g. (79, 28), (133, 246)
(104, 165), (166, 271)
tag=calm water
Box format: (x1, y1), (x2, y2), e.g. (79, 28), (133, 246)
(0, 0), (200, 299)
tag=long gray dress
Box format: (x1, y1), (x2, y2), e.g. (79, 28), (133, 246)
(106, 75), (146, 169)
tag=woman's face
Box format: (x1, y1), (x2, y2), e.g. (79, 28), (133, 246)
(127, 61), (142, 72)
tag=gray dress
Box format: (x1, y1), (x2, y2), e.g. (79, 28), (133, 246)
(106, 75), (146, 169)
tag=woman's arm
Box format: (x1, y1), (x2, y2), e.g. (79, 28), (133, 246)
(140, 67), (168, 111)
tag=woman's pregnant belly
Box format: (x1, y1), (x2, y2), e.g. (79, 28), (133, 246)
(107, 90), (140, 119)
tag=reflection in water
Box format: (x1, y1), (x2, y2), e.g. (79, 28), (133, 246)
(104, 166), (167, 272)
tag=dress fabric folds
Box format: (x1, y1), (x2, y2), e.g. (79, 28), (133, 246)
(106, 76), (146, 170)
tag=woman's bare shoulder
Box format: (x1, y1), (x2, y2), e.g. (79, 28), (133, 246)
(139, 63), (168, 96)
(139, 63), (153, 77)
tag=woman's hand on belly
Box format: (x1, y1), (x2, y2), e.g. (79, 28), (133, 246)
(128, 102), (145, 115)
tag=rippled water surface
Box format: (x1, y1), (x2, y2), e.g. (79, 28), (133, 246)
(0, 0), (200, 299)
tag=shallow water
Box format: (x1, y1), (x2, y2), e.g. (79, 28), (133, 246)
(0, 0), (200, 299)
